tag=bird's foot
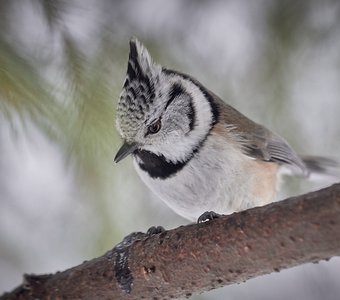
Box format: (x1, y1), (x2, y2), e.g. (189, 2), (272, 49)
(113, 225), (166, 251)
(146, 225), (166, 235)
(197, 211), (222, 224)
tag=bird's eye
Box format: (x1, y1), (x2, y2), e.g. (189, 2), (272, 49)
(147, 119), (162, 134)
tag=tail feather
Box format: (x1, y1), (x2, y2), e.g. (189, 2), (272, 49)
(301, 156), (340, 181)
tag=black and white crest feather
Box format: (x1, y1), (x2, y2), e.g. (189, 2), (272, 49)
(116, 38), (162, 142)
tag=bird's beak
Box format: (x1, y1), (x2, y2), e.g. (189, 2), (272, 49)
(114, 142), (138, 163)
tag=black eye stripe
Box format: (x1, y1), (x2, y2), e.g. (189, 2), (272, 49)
(165, 83), (185, 111)
(162, 68), (220, 126)
(187, 99), (196, 131)
(165, 82), (196, 132)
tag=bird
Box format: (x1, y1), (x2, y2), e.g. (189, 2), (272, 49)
(114, 37), (339, 222)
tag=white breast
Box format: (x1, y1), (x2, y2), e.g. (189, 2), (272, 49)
(134, 132), (279, 221)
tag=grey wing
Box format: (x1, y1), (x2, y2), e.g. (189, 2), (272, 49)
(240, 126), (308, 175)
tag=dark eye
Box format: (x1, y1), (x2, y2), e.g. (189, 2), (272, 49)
(147, 119), (162, 134)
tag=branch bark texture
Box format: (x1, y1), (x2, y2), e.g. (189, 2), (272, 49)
(2, 184), (340, 300)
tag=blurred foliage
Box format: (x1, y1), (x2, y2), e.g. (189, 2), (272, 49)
(0, 38), (62, 138)
(0, 0), (127, 254)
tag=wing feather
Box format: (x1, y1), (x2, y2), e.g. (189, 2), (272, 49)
(240, 127), (307, 174)
(210, 93), (307, 174)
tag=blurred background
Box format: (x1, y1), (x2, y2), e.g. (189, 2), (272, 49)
(0, 0), (340, 299)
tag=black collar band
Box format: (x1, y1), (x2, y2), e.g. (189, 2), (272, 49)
(134, 150), (188, 179)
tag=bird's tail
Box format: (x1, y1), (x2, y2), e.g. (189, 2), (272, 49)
(301, 156), (340, 181)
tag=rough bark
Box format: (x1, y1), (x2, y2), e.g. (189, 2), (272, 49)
(1, 184), (340, 300)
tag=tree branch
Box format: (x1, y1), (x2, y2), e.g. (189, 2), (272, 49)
(2, 184), (340, 300)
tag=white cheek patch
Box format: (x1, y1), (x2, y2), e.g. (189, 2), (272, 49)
(143, 75), (215, 163)
(164, 102), (191, 134)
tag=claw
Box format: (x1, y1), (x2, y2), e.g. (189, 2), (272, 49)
(197, 211), (222, 223)
(146, 225), (166, 235)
